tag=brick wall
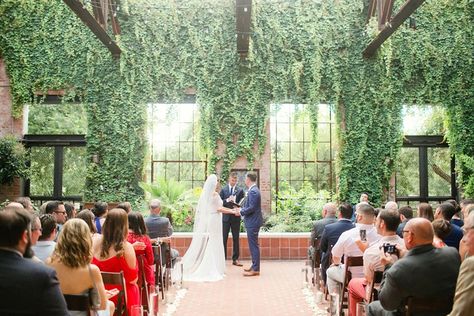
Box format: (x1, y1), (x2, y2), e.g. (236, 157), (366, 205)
(0, 58), (23, 201)
(171, 232), (310, 260)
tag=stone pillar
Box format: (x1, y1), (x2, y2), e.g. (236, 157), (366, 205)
(0, 58), (24, 201)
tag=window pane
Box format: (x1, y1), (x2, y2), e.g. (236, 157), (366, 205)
(179, 163), (193, 181)
(290, 163), (304, 180)
(428, 148), (451, 196)
(317, 143), (331, 161)
(167, 163), (179, 180)
(291, 142), (304, 160)
(63, 147), (87, 196)
(165, 144), (179, 160)
(29, 147), (54, 196)
(318, 123), (331, 142)
(277, 142), (290, 160)
(277, 123), (290, 141)
(396, 148), (420, 196)
(304, 163), (317, 181)
(27, 103), (87, 135)
(277, 162), (290, 181)
(180, 142), (193, 160)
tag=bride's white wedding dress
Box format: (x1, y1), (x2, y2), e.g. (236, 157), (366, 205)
(178, 174), (225, 282)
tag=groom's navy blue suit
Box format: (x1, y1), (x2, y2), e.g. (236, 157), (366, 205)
(240, 184), (263, 272)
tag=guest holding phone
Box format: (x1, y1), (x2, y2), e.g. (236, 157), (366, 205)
(326, 203), (380, 294)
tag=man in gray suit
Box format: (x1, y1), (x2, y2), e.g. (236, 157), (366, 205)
(368, 218), (460, 316)
(145, 199), (179, 265)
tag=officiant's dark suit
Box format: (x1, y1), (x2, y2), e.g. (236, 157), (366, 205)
(220, 182), (244, 264)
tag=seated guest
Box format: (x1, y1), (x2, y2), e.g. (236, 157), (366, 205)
(76, 209), (100, 238)
(127, 211), (155, 285)
(309, 202), (338, 262)
(45, 200), (68, 226)
(92, 202), (108, 234)
(15, 196), (35, 213)
(432, 219), (451, 248)
(32, 214), (57, 261)
(326, 203), (380, 294)
(64, 202), (77, 219)
(47, 219), (114, 315)
(446, 199), (463, 227)
(117, 201), (132, 214)
(320, 203), (355, 283)
(367, 218), (460, 316)
(396, 206), (413, 238)
(92, 208), (139, 314)
(384, 201), (398, 211)
(30, 213), (43, 262)
(348, 208), (404, 316)
(145, 199), (179, 266)
(460, 199), (474, 220)
(435, 202), (464, 249)
(417, 202), (434, 222)
(0, 206), (68, 315)
(448, 212), (474, 315)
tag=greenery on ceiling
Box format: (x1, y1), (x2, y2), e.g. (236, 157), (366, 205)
(0, 0), (472, 205)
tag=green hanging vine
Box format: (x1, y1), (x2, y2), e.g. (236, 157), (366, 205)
(0, 0), (472, 205)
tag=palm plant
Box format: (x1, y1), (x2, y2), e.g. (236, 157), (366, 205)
(140, 177), (201, 231)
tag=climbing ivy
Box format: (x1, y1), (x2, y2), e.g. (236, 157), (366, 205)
(0, 0), (472, 205)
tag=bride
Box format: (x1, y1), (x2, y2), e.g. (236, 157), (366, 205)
(179, 174), (237, 282)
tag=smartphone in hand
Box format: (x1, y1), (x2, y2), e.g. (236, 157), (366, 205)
(360, 229), (367, 242)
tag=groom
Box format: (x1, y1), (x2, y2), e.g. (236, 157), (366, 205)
(235, 172), (263, 276)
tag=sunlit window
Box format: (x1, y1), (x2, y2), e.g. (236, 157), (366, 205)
(146, 103), (207, 189)
(270, 104), (336, 195)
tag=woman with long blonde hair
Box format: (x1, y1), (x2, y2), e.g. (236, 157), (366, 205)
(47, 219), (114, 315)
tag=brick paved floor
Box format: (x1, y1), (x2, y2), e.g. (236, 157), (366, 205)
(159, 260), (328, 316)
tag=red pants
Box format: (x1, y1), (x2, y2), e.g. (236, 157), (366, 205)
(348, 277), (367, 316)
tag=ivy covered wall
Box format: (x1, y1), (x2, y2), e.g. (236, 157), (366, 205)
(0, 0), (472, 205)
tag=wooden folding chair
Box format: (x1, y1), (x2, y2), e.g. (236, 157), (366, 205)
(64, 293), (91, 313)
(311, 238), (322, 287)
(137, 255), (149, 311)
(339, 256), (364, 315)
(365, 270), (384, 303)
(101, 271), (128, 316)
(152, 244), (165, 300)
(405, 296), (453, 316)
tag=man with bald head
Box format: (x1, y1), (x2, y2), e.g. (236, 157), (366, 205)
(368, 218), (460, 316)
(309, 203), (338, 267)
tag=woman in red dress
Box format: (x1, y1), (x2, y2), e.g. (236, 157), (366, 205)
(127, 212), (155, 285)
(92, 208), (139, 314)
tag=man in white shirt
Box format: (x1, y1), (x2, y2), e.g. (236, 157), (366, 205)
(347, 208), (405, 316)
(32, 214), (57, 262)
(326, 203), (380, 294)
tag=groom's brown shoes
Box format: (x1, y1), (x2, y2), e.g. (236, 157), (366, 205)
(243, 270), (260, 277)
(243, 266), (252, 272)
(233, 261), (243, 267)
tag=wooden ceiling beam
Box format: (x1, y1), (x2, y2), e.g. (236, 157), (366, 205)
(63, 0), (121, 58)
(363, 0), (426, 58)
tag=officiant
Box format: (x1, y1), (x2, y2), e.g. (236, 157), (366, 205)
(220, 172), (245, 266)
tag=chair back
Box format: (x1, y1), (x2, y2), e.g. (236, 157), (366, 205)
(340, 256), (364, 315)
(101, 271), (128, 316)
(137, 255), (149, 309)
(405, 296), (453, 315)
(366, 270), (384, 303)
(152, 245), (165, 300)
(312, 238), (322, 266)
(64, 293), (91, 312)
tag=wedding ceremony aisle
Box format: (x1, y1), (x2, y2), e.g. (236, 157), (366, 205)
(160, 260), (327, 316)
